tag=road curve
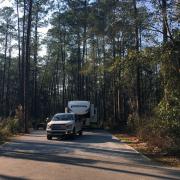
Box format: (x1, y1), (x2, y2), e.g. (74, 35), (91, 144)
(0, 130), (180, 180)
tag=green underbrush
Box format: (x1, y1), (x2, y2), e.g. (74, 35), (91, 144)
(0, 118), (22, 143)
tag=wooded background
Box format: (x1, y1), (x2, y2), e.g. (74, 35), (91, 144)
(0, 0), (179, 148)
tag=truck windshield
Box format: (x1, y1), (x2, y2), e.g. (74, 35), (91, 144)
(52, 114), (74, 121)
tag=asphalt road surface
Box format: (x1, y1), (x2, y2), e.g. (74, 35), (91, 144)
(0, 130), (180, 180)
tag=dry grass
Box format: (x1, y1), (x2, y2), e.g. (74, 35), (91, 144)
(113, 132), (180, 167)
(0, 128), (11, 144)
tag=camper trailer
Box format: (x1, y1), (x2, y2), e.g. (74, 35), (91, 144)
(67, 101), (97, 126)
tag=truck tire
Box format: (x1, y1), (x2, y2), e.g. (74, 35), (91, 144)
(73, 128), (76, 136)
(47, 135), (52, 140)
(79, 130), (83, 136)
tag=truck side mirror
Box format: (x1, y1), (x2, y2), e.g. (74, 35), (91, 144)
(46, 117), (50, 123)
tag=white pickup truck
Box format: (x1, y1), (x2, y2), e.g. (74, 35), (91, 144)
(46, 113), (83, 140)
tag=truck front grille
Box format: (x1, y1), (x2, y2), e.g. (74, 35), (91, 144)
(51, 124), (66, 130)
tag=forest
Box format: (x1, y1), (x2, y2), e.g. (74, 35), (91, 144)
(0, 0), (179, 152)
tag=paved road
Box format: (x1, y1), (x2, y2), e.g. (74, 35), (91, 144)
(0, 130), (180, 180)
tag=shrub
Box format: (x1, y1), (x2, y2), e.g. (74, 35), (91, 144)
(137, 118), (175, 151)
(6, 118), (21, 133)
(0, 118), (22, 142)
(127, 114), (179, 152)
(0, 128), (11, 142)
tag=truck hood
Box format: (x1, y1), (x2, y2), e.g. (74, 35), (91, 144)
(48, 120), (74, 125)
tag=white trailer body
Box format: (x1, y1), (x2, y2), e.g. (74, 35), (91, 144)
(68, 101), (90, 115)
(67, 101), (97, 126)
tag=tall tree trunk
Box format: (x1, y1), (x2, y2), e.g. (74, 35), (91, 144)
(33, 8), (38, 118)
(6, 40), (12, 116)
(162, 0), (168, 43)
(16, 0), (22, 105)
(81, 0), (87, 99)
(133, 0), (141, 117)
(77, 31), (81, 99)
(24, 0), (33, 133)
(21, 0), (26, 129)
(61, 39), (66, 110)
(1, 23), (8, 116)
(102, 37), (106, 124)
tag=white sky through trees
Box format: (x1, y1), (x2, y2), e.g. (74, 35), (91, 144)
(0, 0), (11, 7)
(1, 0), (178, 56)
(0, 0), (48, 57)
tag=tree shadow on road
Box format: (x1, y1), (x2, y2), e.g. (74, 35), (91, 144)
(0, 138), (148, 161)
(0, 139), (180, 180)
(0, 148), (180, 180)
(0, 174), (28, 180)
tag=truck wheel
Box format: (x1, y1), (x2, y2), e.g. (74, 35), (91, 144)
(73, 128), (76, 135)
(79, 130), (83, 136)
(47, 135), (52, 140)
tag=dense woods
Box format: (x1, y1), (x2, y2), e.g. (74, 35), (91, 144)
(0, 0), (179, 151)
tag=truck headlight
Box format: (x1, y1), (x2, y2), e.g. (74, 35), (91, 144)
(47, 124), (52, 130)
